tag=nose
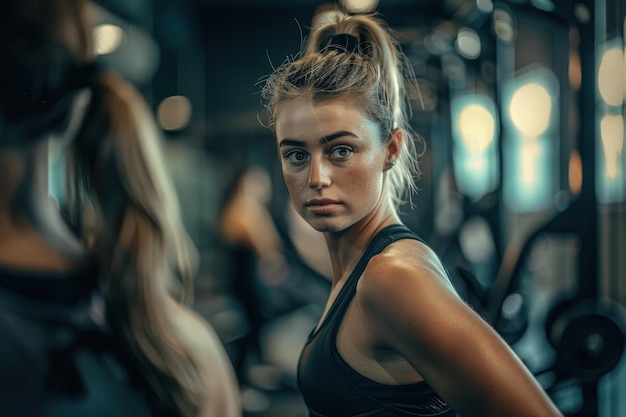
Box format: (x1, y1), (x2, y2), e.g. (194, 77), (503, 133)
(308, 156), (331, 190)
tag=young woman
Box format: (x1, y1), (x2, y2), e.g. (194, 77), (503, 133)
(261, 8), (564, 417)
(0, 1), (240, 416)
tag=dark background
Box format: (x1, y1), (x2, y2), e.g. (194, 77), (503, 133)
(88, 1), (626, 416)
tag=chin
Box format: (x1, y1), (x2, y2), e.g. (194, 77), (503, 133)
(306, 218), (350, 234)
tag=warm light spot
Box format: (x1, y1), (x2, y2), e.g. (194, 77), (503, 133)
(598, 48), (624, 107)
(457, 104), (495, 153)
(568, 150), (582, 195)
(509, 83), (552, 138)
(600, 114), (624, 180)
(93, 24), (124, 55)
(157, 95), (193, 132)
(520, 140), (541, 186)
(340, 0), (378, 13)
(569, 51), (582, 91)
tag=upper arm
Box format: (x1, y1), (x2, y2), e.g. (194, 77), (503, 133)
(170, 302), (242, 417)
(356, 248), (562, 417)
(194, 319), (242, 417)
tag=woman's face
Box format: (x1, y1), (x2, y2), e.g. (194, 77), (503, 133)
(274, 95), (391, 233)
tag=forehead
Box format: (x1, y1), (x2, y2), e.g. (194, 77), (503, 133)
(274, 95), (379, 141)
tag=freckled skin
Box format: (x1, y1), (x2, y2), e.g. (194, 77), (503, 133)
(273, 95), (565, 417)
(274, 96), (391, 233)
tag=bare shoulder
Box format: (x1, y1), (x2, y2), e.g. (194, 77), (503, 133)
(354, 237), (468, 349)
(357, 238), (457, 303)
(355, 240), (563, 417)
(166, 298), (242, 417)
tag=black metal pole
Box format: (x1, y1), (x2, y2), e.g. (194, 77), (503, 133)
(576, 0), (598, 300)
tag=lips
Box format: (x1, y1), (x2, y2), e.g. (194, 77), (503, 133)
(306, 198), (341, 214)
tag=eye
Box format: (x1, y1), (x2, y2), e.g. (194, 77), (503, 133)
(329, 146), (353, 159)
(284, 150), (309, 165)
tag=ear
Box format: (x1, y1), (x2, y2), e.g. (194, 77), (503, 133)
(384, 128), (402, 171)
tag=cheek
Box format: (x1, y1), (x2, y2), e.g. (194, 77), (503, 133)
(351, 153), (384, 188)
(350, 169), (381, 194)
(282, 170), (303, 196)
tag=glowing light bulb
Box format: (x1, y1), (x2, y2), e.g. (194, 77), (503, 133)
(93, 24), (124, 55)
(598, 48), (624, 107)
(600, 114), (624, 180)
(509, 82), (552, 138)
(458, 104), (495, 154)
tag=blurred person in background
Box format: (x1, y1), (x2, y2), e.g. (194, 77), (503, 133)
(261, 7), (564, 417)
(218, 165), (289, 378)
(0, 1), (240, 416)
(217, 165), (331, 385)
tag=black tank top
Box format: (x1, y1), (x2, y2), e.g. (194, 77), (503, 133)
(0, 263), (156, 417)
(297, 224), (457, 417)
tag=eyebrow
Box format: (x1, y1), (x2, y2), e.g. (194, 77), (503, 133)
(278, 131), (358, 147)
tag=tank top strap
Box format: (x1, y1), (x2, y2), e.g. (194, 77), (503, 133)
(332, 224), (424, 319)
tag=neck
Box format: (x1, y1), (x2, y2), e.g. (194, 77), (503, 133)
(324, 207), (401, 285)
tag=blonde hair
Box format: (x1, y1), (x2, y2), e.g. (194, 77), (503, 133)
(262, 10), (422, 207)
(67, 72), (204, 416)
(1, 0), (206, 415)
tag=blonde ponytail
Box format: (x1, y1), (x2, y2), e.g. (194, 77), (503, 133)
(263, 10), (422, 207)
(67, 72), (203, 416)
(2, 0), (207, 413)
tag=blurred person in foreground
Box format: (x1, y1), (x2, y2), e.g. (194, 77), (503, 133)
(0, 1), (240, 416)
(261, 7), (564, 417)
